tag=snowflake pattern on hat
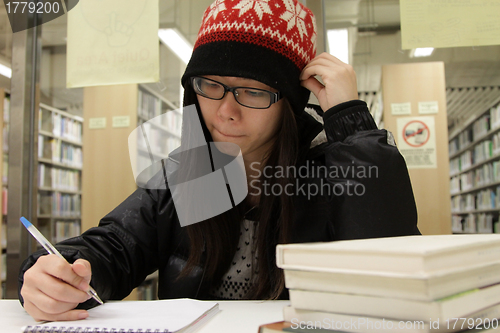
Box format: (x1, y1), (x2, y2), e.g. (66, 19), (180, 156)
(234, 0), (273, 20)
(205, 0), (227, 23)
(280, 0), (308, 40)
(196, 0), (317, 70)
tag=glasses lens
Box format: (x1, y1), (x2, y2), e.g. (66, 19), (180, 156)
(193, 77), (225, 99)
(235, 88), (271, 109)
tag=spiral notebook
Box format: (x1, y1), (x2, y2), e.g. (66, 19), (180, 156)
(21, 298), (219, 333)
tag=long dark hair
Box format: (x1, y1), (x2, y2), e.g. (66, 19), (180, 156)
(179, 84), (299, 299)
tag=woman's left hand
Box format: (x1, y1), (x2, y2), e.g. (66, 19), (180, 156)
(300, 52), (359, 111)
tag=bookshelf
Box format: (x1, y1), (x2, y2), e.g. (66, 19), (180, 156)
(448, 89), (500, 234)
(37, 103), (83, 244)
(135, 85), (181, 185)
(136, 85), (181, 300)
(83, 84), (182, 300)
(0, 90), (8, 298)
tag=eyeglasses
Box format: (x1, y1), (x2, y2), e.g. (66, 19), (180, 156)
(190, 76), (282, 109)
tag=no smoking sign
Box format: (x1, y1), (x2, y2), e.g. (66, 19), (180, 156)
(402, 120), (430, 147)
(397, 116), (437, 169)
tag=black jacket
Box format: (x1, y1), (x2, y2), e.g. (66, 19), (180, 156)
(18, 100), (420, 308)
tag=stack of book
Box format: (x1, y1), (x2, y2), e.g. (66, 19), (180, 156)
(271, 234), (500, 333)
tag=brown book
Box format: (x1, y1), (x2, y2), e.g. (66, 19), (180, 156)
(259, 321), (343, 333)
(259, 321), (293, 333)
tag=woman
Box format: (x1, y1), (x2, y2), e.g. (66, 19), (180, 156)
(19, 0), (420, 322)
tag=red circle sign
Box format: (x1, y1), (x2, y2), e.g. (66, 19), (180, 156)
(402, 120), (430, 147)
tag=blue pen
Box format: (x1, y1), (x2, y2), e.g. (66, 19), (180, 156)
(20, 216), (104, 305)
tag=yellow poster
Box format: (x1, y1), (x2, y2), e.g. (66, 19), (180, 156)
(67, 0), (159, 88)
(400, 0), (500, 49)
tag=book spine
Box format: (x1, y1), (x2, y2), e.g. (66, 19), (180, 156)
(284, 269), (433, 301)
(442, 283), (500, 320)
(289, 289), (435, 322)
(427, 245), (500, 272)
(277, 248), (421, 274)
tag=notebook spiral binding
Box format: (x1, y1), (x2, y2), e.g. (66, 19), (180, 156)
(23, 327), (170, 333)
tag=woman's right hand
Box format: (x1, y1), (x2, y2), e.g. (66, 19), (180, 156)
(21, 254), (93, 321)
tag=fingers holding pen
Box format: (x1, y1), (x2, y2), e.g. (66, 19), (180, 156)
(37, 255), (92, 293)
(72, 259), (93, 290)
(21, 255), (93, 321)
(22, 284), (86, 318)
(36, 269), (91, 304)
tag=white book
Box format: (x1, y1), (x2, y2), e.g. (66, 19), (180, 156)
(283, 305), (500, 333)
(276, 235), (500, 274)
(289, 282), (500, 322)
(283, 261), (500, 301)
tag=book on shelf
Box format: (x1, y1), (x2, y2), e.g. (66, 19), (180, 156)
(137, 90), (182, 133)
(276, 234), (500, 274)
(2, 157), (6, 184)
(491, 104), (500, 129)
(451, 213), (499, 234)
(38, 166), (81, 191)
(37, 134), (43, 159)
(1, 220), (6, 249)
(3, 125), (8, 153)
(472, 114), (490, 141)
(37, 192), (81, 217)
(37, 192), (52, 215)
(51, 192), (81, 216)
(52, 112), (61, 136)
(54, 220), (81, 243)
(47, 111), (82, 142)
(1, 253), (5, 282)
(2, 187), (7, 215)
(138, 89), (163, 120)
(47, 139), (82, 167)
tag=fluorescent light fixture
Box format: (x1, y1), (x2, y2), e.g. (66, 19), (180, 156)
(410, 47), (434, 58)
(0, 63), (11, 78)
(158, 28), (193, 64)
(327, 29), (349, 64)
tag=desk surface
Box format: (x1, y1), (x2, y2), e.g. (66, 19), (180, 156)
(0, 299), (289, 333)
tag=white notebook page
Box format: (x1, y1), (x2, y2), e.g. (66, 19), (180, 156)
(22, 299), (219, 332)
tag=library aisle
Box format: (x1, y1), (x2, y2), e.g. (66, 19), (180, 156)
(448, 88), (500, 234)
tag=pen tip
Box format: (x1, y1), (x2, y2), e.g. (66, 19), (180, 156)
(89, 289), (104, 305)
(20, 217), (32, 228)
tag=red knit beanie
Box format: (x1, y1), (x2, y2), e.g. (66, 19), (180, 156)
(181, 0), (317, 115)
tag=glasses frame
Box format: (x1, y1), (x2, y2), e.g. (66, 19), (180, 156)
(190, 76), (282, 109)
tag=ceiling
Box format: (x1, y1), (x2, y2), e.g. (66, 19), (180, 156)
(0, 0), (499, 120)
